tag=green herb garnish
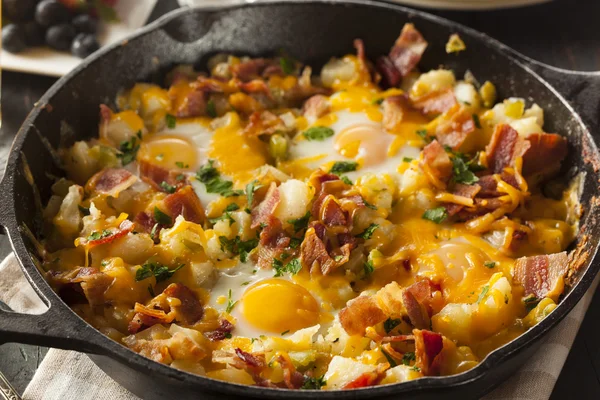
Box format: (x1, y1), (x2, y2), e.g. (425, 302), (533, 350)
(356, 223), (379, 239)
(384, 318), (401, 333)
(330, 161), (358, 175)
(154, 207), (172, 226)
(135, 261), (184, 283)
(484, 261), (496, 269)
(226, 289), (237, 313)
(422, 207), (448, 224)
(301, 376), (326, 390)
(476, 285), (490, 304)
(165, 114), (177, 129)
(160, 181), (176, 194)
(303, 126), (334, 141)
(117, 134), (140, 165)
(288, 211), (311, 233)
(402, 352), (416, 366)
(206, 99), (217, 118)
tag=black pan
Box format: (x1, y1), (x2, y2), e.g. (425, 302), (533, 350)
(1, 1), (599, 399)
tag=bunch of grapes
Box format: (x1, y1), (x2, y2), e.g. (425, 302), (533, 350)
(2, 0), (119, 58)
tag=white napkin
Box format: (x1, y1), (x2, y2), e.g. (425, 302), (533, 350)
(0, 252), (597, 400)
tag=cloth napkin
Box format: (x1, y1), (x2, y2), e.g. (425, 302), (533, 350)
(0, 253), (597, 400)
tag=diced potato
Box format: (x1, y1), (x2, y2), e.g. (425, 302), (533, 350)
(100, 110), (145, 148)
(432, 303), (474, 345)
(100, 233), (155, 265)
(523, 297), (557, 328)
(509, 117), (543, 138)
(323, 356), (378, 390)
(159, 216), (208, 256)
(206, 368), (255, 385)
(189, 262), (216, 288)
(523, 103), (544, 126)
(53, 185), (83, 239)
(454, 81), (481, 110)
(356, 173), (396, 216)
(410, 69), (456, 99)
(380, 365), (421, 384)
(274, 179), (311, 222)
(321, 57), (357, 87)
(398, 164), (430, 196)
(324, 319), (371, 357)
(479, 81), (497, 108)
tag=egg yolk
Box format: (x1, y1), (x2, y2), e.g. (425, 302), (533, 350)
(241, 279), (320, 333)
(334, 124), (393, 167)
(138, 135), (198, 170)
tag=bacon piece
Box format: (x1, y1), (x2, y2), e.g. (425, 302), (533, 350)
(128, 312), (164, 334)
(300, 222), (352, 275)
(163, 283), (204, 325)
(342, 370), (382, 389)
(80, 219), (134, 248)
(251, 182), (280, 229)
(256, 215), (291, 269)
(422, 140), (453, 182)
(485, 124), (523, 174)
(303, 94), (330, 118)
(521, 133), (568, 178)
(388, 23), (428, 77)
(134, 211), (157, 234)
(435, 106), (477, 150)
(243, 110), (287, 137)
(240, 79), (272, 98)
(99, 104), (113, 122)
(382, 96), (406, 131)
(174, 89), (207, 118)
(205, 319), (234, 341)
(376, 55), (402, 88)
(381, 334), (415, 343)
(277, 354), (305, 389)
(87, 168), (138, 197)
(139, 159), (185, 192)
(412, 88), (457, 115)
(444, 183), (481, 216)
(235, 348), (266, 368)
(232, 58), (272, 82)
(513, 252), (568, 300)
(262, 64), (284, 77)
(50, 267), (114, 307)
(339, 295), (387, 336)
(403, 280), (435, 329)
(163, 185), (205, 225)
(321, 196), (349, 227)
(414, 329), (444, 376)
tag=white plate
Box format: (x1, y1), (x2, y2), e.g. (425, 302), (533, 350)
(178, 0), (551, 11)
(0, 0), (158, 77)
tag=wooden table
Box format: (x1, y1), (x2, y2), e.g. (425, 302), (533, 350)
(0, 0), (598, 397)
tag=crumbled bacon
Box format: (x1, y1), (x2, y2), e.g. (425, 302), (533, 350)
(49, 267), (114, 307)
(412, 88), (457, 115)
(232, 59), (272, 82)
(403, 280), (435, 329)
(162, 185), (205, 225)
(342, 370), (382, 389)
(422, 140), (453, 182)
(376, 55), (402, 88)
(163, 283), (204, 325)
(139, 159), (186, 192)
(251, 182), (280, 229)
(303, 94), (330, 119)
(244, 111), (287, 137)
(134, 211), (157, 234)
(240, 80), (272, 98)
(321, 196), (350, 227)
(382, 96), (407, 131)
(204, 319), (235, 341)
(414, 329), (444, 376)
(434, 106), (477, 150)
(513, 252), (568, 300)
(444, 183), (481, 216)
(388, 23), (428, 78)
(277, 353), (305, 389)
(80, 219), (135, 248)
(235, 348), (266, 368)
(339, 295), (387, 336)
(87, 168), (138, 197)
(256, 215), (291, 269)
(521, 133), (568, 178)
(300, 222), (354, 275)
(485, 124), (522, 174)
(128, 304), (172, 334)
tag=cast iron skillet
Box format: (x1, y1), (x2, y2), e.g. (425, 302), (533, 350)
(1, 1), (600, 399)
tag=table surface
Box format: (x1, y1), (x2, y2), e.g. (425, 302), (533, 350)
(1, 0), (599, 398)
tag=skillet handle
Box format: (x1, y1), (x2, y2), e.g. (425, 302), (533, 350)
(510, 53), (600, 135)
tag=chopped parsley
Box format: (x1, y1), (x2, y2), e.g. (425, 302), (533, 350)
(160, 181), (176, 194)
(279, 56), (295, 75)
(147, 285), (155, 297)
(196, 160), (243, 197)
(226, 289), (237, 313)
(422, 207), (448, 224)
(472, 113), (482, 129)
(484, 261), (496, 269)
(372, 97), (384, 105)
(288, 211), (311, 233)
(356, 223), (379, 240)
(381, 347), (398, 367)
(384, 318), (401, 333)
(218, 236), (259, 263)
(402, 157), (414, 163)
(154, 207), (172, 226)
(165, 114), (177, 129)
(87, 230), (112, 241)
(175, 174), (185, 181)
(209, 213), (235, 226)
(301, 375), (326, 390)
(206, 99), (217, 118)
(476, 285), (490, 304)
(340, 176), (353, 185)
(330, 161), (358, 175)
(281, 330), (290, 336)
(135, 261), (184, 283)
(363, 260), (375, 276)
(362, 198), (377, 210)
(303, 126), (334, 141)
(289, 237), (302, 249)
(451, 156), (479, 185)
(117, 134), (141, 165)
(225, 203), (240, 212)
(410, 365), (421, 372)
(245, 180), (262, 208)
(402, 352), (416, 366)
(416, 129), (433, 143)
(175, 161), (189, 169)
(273, 258), (302, 277)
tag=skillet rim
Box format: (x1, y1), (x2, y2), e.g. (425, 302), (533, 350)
(3, 0), (600, 397)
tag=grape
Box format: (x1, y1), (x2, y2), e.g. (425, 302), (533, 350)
(35, 0), (71, 27)
(45, 24), (76, 52)
(23, 21), (46, 47)
(72, 14), (98, 34)
(3, 0), (37, 22)
(70, 33), (100, 58)
(2, 24), (28, 54)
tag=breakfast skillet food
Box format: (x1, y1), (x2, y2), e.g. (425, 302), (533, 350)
(39, 24), (577, 390)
